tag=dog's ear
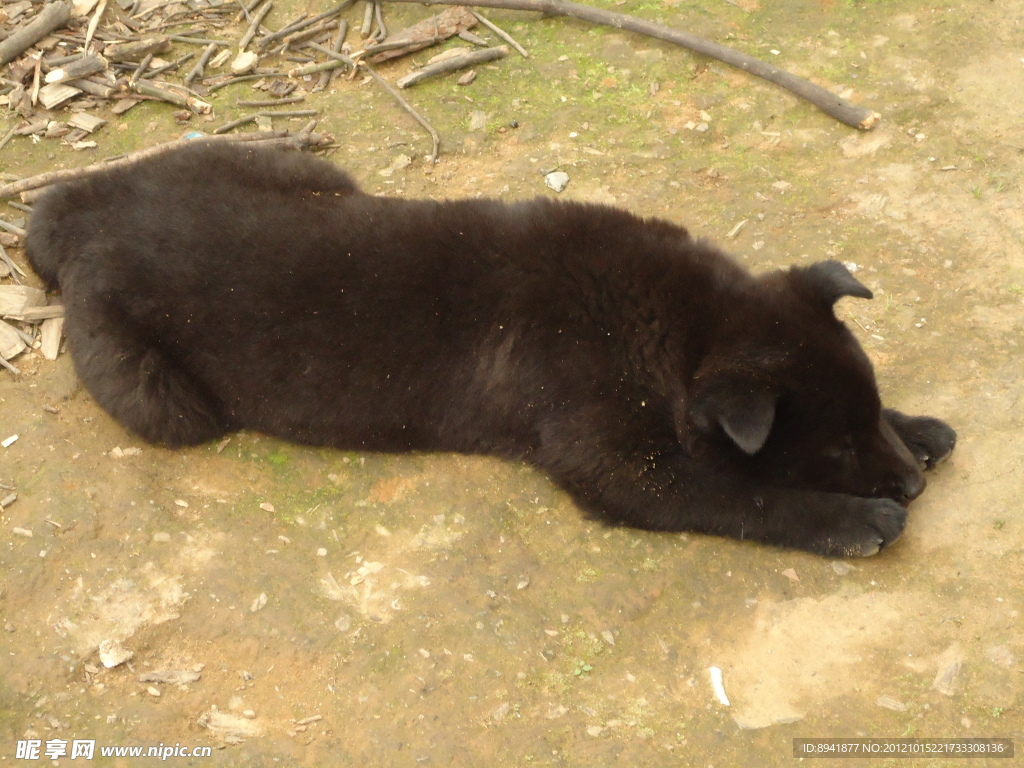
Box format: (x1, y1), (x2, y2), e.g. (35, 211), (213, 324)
(800, 260), (873, 307)
(689, 376), (776, 455)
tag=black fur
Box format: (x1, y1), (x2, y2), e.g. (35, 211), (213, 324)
(25, 143), (956, 557)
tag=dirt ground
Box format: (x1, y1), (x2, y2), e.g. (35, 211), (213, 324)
(1, 0), (1022, 765)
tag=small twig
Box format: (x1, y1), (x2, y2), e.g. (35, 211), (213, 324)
(185, 42), (219, 85)
(313, 20), (348, 92)
(215, 109), (318, 134)
(170, 36), (231, 46)
(205, 71), (287, 91)
(373, 0), (387, 41)
(214, 115), (257, 134)
(237, 95), (305, 107)
(144, 52), (195, 79)
(235, 0), (263, 23)
(0, 243), (25, 282)
(129, 53), (154, 88)
(0, 127), (16, 152)
(0, 219), (27, 237)
(468, 8), (528, 57)
(307, 42), (439, 162)
(0, 131), (330, 200)
(83, 0), (108, 53)
(0, 355), (21, 376)
(258, 1), (352, 49)
(382, 0), (881, 129)
(396, 45), (507, 88)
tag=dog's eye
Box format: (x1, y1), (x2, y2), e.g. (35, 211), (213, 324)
(823, 437), (857, 462)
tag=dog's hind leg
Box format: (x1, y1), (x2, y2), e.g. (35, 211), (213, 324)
(63, 288), (229, 448)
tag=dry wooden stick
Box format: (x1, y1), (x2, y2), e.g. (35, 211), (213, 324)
(0, 131), (330, 200)
(373, 0), (387, 41)
(239, 0), (274, 50)
(383, 0), (880, 129)
(185, 43), (219, 85)
(307, 42), (440, 162)
(313, 20), (348, 92)
(258, 1), (352, 49)
(397, 45), (507, 88)
(360, 1), (374, 38)
(0, 1), (73, 67)
(468, 8), (527, 57)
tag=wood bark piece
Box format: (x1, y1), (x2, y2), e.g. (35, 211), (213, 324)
(369, 5), (476, 63)
(0, 1), (73, 68)
(397, 45), (506, 88)
(382, 0), (881, 129)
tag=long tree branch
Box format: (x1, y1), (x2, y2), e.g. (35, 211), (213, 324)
(0, 129), (330, 199)
(383, 0), (880, 130)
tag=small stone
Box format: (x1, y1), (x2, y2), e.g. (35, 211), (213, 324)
(544, 172), (569, 193)
(831, 561), (855, 575)
(250, 593), (267, 613)
(317, 547), (327, 557)
(586, 725), (604, 737)
(334, 614), (351, 632)
(174, 499), (188, 508)
(243, 710), (256, 719)
(98, 640), (134, 669)
(469, 110), (488, 131)
(147, 686), (161, 697)
(260, 502), (275, 512)
(457, 70), (476, 86)
(600, 630), (615, 646)
(152, 532), (171, 542)
(780, 568), (800, 583)
(876, 695), (908, 712)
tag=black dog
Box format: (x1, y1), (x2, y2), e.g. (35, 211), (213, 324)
(25, 143), (955, 557)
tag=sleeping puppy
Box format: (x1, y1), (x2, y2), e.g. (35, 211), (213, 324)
(25, 142), (956, 557)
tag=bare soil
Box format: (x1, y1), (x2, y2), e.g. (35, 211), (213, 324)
(1, 0), (1021, 765)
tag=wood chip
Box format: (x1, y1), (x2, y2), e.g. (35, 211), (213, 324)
(37, 82), (81, 110)
(0, 285), (46, 316)
(0, 322), (25, 362)
(68, 112), (107, 133)
(40, 317), (63, 360)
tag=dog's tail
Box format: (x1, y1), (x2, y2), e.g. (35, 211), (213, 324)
(24, 183), (76, 290)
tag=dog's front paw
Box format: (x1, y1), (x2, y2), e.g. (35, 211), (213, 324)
(811, 497), (908, 558)
(886, 411), (957, 470)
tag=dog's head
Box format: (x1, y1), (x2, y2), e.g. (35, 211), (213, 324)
(686, 261), (924, 503)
